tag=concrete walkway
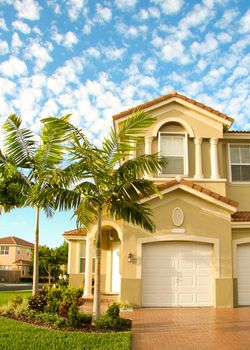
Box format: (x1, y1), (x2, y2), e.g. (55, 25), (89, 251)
(128, 307), (250, 350)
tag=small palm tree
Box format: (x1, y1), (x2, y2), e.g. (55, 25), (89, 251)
(2, 114), (80, 295)
(45, 110), (166, 320)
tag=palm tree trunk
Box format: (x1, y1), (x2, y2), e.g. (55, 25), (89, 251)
(92, 209), (102, 322)
(32, 206), (40, 296)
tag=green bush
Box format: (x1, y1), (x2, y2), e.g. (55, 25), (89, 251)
(10, 296), (23, 309)
(78, 312), (92, 325)
(28, 290), (47, 312)
(95, 315), (130, 330)
(13, 299), (29, 317)
(106, 302), (120, 318)
(56, 278), (69, 288)
(67, 301), (81, 328)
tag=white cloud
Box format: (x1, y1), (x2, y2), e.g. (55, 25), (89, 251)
(0, 56), (28, 77)
(64, 31), (79, 48)
(13, 0), (41, 21)
(116, 22), (148, 39)
(52, 28), (79, 48)
(11, 32), (23, 50)
(0, 78), (16, 96)
(0, 40), (9, 55)
(66, 0), (87, 21)
(102, 46), (126, 60)
(86, 47), (101, 58)
(25, 40), (53, 70)
(180, 4), (213, 29)
(95, 4), (112, 23)
(217, 32), (232, 43)
(191, 33), (218, 58)
(152, 0), (183, 14)
(12, 20), (31, 34)
(115, 0), (137, 10)
(215, 9), (239, 29)
(143, 58), (157, 73)
(161, 39), (190, 64)
(239, 9), (250, 33)
(0, 18), (8, 31)
(137, 6), (160, 20)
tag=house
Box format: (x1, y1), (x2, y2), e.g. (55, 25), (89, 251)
(64, 91), (250, 308)
(0, 236), (33, 282)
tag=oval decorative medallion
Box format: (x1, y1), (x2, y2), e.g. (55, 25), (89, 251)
(172, 207), (184, 227)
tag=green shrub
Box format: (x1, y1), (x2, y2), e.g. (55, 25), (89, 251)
(96, 314), (131, 331)
(67, 301), (81, 328)
(56, 278), (69, 288)
(22, 309), (37, 320)
(78, 312), (92, 325)
(13, 299), (29, 317)
(0, 303), (13, 315)
(10, 296), (23, 309)
(58, 300), (71, 318)
(106, 302), (120, 318)
(28, 290), (47, 312)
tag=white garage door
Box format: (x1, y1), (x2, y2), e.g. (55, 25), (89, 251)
(237, 244), (250, 306)
(142, 241), (213, 307)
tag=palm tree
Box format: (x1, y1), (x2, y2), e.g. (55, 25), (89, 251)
(45, 110), (166, 321)
(2, 114), (80, 295)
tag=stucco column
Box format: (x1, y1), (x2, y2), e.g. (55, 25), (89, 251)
(145, 136), (153, 155)
(84, 237), (94, 297)
(144, 136), (153, 178)
(194, 137), (204, 179)
(210, 137), (220, 179)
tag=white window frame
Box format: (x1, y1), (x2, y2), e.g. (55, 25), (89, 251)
(228, 143), (250, 184)
(0, 246), (9, 255)
(158, 132), (189, 177)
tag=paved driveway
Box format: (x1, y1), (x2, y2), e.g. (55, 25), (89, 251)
(127, 307), (250, 350)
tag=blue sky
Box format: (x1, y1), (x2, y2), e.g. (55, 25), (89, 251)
(0, 0), (249, 247)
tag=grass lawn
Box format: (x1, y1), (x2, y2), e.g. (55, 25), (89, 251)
(0, 291), (32, 306)
(0, 317), (131, 350)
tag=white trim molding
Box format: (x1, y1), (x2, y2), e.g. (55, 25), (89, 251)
(151, 117), (195, 138)
(89, 220), (123, 241)
(136, 234), (220, 279)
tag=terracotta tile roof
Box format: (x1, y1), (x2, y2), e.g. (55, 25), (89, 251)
(231, 211), (250, 221)
(0, 236), (33, 247)
(63, 228), (87, 237)
(112, 91), (234, 123)
(226, 131), (250, 134)
(156, 178), (238, 208)
(13, 259), (31, 265)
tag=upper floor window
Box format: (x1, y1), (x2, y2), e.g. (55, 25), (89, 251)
(26, 249), (30, 257)
(159, 132), (188, 176)
(0, 246), (9, 255)
(229, 145), (250, 182)
(17, 247), (21, 255)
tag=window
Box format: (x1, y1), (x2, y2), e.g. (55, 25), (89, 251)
(17, 247), (21, 255)
(229, 145), (250, 182)
(0, 246), (9, 255)
(159, 132), (188, 175)
(26, 249), (30, 257)
(80, 258), (95, 273)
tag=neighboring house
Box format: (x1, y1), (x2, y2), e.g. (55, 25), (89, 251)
(64, 90), (250, 308)
(0, 236), (33, 282)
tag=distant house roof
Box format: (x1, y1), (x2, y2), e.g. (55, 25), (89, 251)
(112, 90), (234, 124)
(232, 211), (250, 222)
(0, 236), (33, 248)
(13, 259), (31, 265)
(63, 229), (87, 237)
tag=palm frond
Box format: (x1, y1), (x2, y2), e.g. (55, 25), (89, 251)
(3, 114), (36, 167)
(110, 201), (155, 233)
(74, 195), (100, 229)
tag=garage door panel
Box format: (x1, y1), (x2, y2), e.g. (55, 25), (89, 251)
(237, 244), (250, 306)
(142, 242), (213, 307)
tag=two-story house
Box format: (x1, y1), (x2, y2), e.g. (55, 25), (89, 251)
(0, 236), (33, 282)
(64, 91), (250, 308)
